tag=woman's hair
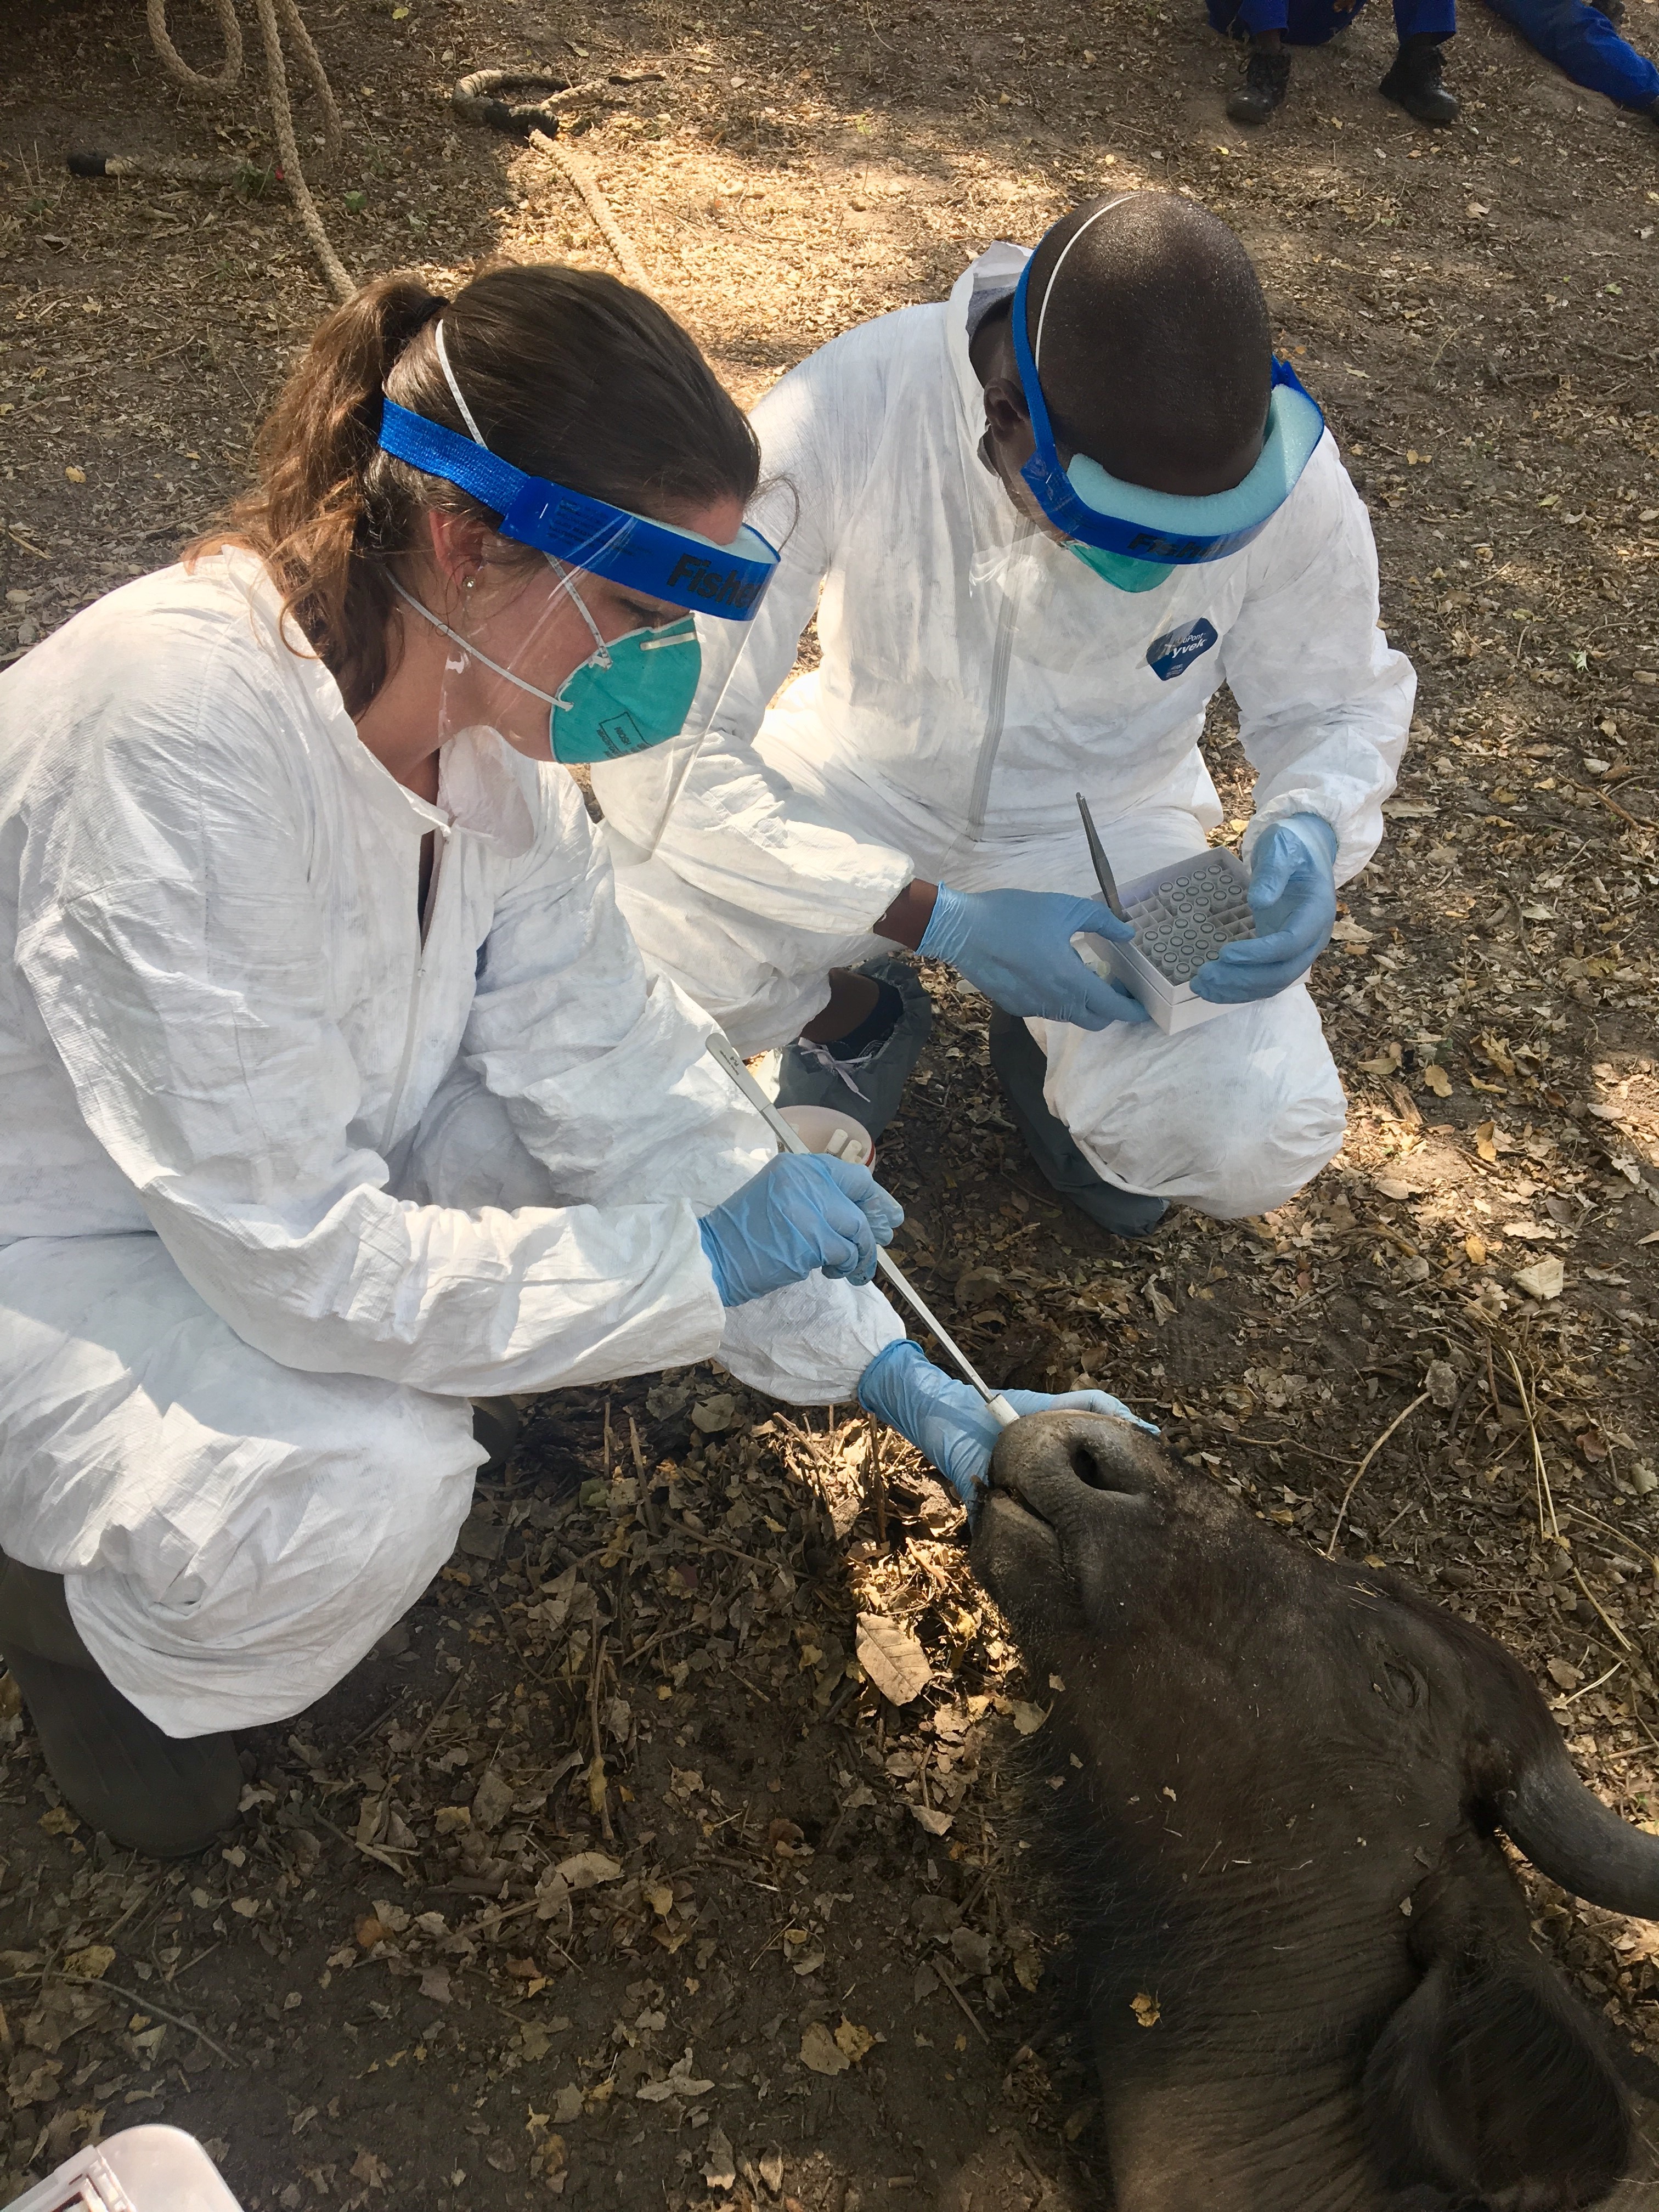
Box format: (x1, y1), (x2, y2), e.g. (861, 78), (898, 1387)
(192, 266), (760, 716)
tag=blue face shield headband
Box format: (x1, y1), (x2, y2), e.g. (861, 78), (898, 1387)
(379, 323), (777, 766)
(375, 399), (778, 620)
(1007, 242), (1325, 574)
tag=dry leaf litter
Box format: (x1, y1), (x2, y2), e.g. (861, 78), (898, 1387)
(5, 0), (1659, 2199)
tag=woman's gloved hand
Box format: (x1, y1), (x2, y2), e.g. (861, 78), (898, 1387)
(858, 1338), (1153, 1511)
(1192, 814), (1338, 1006)
(919, 886), (1150, 1030)
(698, 1153), (904, 1308)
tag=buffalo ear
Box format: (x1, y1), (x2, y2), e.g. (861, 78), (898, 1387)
(1361, 1960), (1481, 2200)
(1362, 1906), (1629, 2208)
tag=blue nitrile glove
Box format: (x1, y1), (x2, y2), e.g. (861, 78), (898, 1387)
(919, 886), (1150, 1030)
(698, 1153), (904, 1308)
(857, 1338), (1154, 1511)
(1192, 814), (1339, 1005)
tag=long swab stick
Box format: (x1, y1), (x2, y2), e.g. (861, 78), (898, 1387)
(705, 1032), (1020, 1429)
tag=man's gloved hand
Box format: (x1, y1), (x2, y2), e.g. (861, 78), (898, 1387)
(857, 1338), (1153, 1511)
(1192, 814), (1338, 1005)
(919, 886), (1150, 1030)
(698, 1153), (904, 1308)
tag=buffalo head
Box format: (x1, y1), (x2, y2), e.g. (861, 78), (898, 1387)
(973, 1410), (1657, 2212)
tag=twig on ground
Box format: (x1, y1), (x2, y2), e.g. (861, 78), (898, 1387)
(1508, 1348), (1561, 1546)
(933, 1961), (990, 2045)
(748, 1923), (787, 1970)
(314, 1813), (417, 1880)
(588, 1629), (613, 1842)
(168, 1940), (221, 1985)
(345, 1699), (404, 1752)
(728, 1666), (772, 1707)
(1226, 1432), (1355, 1466)
(871, 1414), (888, 1549)
(1596, 787), (1651, 833)
(1560, 1661), (1625, 1707)
(1506, 1348), (1634, 1657)
(61, 1974), (237, 2068)
(693, 1538), (782, 1574)
(1327, 1393), (1430, 1559)
(406, 1667), (469, 1759)
(627, 1621), (693, 1666)
(1376, 1497), (1418, 1543)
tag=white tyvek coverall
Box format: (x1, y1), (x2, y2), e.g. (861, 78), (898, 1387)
(0, 554), (900, 1736)
(596, 243), (1415, 1218)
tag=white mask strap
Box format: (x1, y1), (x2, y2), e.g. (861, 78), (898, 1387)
(434, 318), (489, 449)
(548, 557), (612, 672)
(388, 576), (562, 708)
(1032, 195), (1135, 376)
(430, 321), (612, 682)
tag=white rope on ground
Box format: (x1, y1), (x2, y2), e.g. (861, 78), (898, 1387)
(145, 0), (353, 302)
(527, 128), (650, 294)
(146, 0), (244, 93)
(252, 0), (352, 301)
(448, 71), (651, 294)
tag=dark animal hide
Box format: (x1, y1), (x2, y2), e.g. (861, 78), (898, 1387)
(973, 1411), (1655, 2212)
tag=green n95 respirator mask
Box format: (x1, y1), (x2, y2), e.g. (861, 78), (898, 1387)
(379, 313), (773, 770)
(390, 573), (704, 765)
(1068, 541), (1175, 594)
(549, 602), (702, 765)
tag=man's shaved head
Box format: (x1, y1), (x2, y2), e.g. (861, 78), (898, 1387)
(1022, 193), (1272, 489)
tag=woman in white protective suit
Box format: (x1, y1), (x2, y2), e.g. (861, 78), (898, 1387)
(0, 267), (1124, 1857)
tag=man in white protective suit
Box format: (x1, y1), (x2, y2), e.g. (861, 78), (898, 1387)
(0, 263), (1126, 1858)
(595, 193), (1415, 1237)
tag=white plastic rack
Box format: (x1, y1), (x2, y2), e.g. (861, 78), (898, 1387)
(1086, 847), (1260, 1034)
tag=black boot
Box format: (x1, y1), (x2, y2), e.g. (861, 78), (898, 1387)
(0, 1553), (241, 1858)
(1227, 44), (1292, 124)
(472, 1396), (521, 1477)
(1379, 33), (1459, 123)
(988, 1013), (1169, 1239)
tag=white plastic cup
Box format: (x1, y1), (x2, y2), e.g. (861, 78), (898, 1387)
(776, 1103), (874, 1166)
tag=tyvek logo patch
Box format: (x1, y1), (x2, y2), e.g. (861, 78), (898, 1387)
(1147, 618), (1219, 682)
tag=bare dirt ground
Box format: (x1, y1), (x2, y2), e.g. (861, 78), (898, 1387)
(4, 0), (1659, 2203)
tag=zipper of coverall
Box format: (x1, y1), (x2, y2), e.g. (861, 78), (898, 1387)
(380, 821), (452, 1158)
(966, 518), (1034, 842)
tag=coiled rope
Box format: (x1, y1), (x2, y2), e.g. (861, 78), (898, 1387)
(531, 129), (649, 291)
(451, 69), (652, 294)
(145, 0), (353, 302)
(146, 0), (243, 91)
(72, 41), (653, 307)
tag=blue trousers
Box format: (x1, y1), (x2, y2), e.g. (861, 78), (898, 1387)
(1207, 0), (1455, 41)
(1483, 0), (1658, 105)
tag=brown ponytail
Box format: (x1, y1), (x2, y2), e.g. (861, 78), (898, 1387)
(192, 266), (760, 717)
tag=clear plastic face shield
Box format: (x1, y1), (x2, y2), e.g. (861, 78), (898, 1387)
(377, 323), (778, 796)
(1004, 205), (1327, 593)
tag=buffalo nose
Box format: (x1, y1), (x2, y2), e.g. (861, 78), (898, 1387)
(1068, 1429), (1131, 1492)
(990, 1407), (1153, 1507)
